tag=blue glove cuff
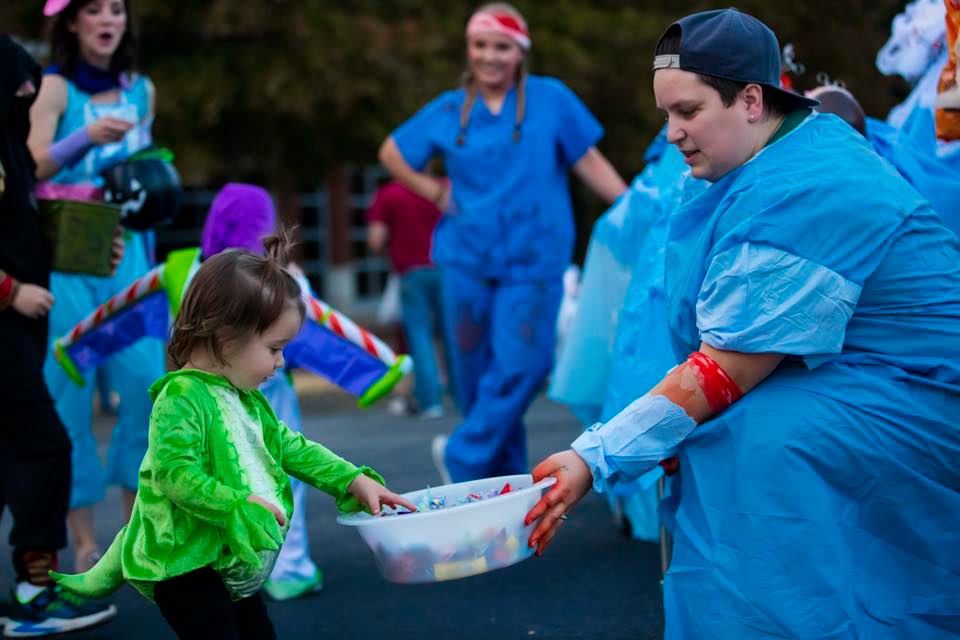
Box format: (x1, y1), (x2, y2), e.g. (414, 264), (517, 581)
(571, 394), (696, 493)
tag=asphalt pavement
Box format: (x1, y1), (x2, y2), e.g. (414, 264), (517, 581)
(0, 391), (663, 639)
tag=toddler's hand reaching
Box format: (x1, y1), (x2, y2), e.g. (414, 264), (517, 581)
(247, 495), (286, 527)
(348, 474), (418, 516)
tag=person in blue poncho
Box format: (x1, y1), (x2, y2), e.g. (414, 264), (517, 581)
(379, 2), (626, 483)
(548, 130), (693, 541)
(803, 83), (960, 238)
(527, 9), (960, 639)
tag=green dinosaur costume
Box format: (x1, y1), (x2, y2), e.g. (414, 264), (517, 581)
(51, 369), (382, 601)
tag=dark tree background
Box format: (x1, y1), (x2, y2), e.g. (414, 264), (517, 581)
(5, 0), (915, 242)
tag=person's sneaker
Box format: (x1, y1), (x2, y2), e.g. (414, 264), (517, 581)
(263, 568), (324, 602)
(419, 405), (445, 420)
(4, 583), (116, 637)
(387, 395), (414, 417)
(431, 434), (452, 485)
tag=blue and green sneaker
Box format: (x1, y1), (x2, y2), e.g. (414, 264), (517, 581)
(3, 583), (116, 638)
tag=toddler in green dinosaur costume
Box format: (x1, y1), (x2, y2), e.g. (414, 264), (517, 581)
(51, 231), (416, 638)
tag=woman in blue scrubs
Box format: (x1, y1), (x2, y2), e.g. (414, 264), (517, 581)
(379, 3), (626, 483)
(528, 9), (960, 638)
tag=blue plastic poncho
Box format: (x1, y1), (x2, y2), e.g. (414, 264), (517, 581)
(596, 137), (702, 540)
(657, 113), (960, 638)
(548, 133), (679, 426)
(549, 131), (689, 420)
(548, 131), (694, 540)
(871, 24), (960, 237)
(868, 110), (960, 236)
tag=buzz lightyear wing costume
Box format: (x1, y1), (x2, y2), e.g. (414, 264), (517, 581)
(53, 247), (412, 406)
(52, 246), (197, 384)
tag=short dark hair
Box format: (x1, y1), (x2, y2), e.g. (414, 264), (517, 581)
(49, 0), (138, 78)
(655, 25), (790, 118)
(168, 231), (306, 369)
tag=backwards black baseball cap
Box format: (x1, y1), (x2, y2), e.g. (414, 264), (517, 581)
(653, 8), (818, 109)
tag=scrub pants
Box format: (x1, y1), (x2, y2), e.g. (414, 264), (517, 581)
(440, 267), (562, 482)
(42, 231), (165, 509)
(260, 373), (318, 584)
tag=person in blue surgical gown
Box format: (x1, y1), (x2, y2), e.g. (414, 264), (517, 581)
(528, 9), (960, 639)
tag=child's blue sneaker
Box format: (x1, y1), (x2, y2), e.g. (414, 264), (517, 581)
(4, 583), (116, 637)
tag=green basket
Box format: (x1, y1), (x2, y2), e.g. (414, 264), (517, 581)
(39, 199), (121, 276)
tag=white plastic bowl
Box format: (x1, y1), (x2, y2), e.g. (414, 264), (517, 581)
(338, 474), (556, 583)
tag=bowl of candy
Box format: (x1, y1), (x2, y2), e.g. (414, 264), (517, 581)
(338, 474), (556, 583)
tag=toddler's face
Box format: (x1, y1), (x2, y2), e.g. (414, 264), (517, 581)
(221, 305), (303, 390)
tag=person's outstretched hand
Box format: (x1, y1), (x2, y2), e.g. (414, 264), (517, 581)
(12, 283), (54, 318)
(247, 495), (286, 527)
(525, 449), (593, 556)
(348, 474), (418, 515)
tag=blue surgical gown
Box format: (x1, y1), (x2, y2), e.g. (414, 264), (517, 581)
(661, 112), (960, 638)
(868, 111), (960, 237)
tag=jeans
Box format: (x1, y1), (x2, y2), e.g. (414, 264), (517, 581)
(399, 267), (451, 411)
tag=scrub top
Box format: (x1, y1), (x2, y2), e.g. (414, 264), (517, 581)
(392, 75), (603, 282)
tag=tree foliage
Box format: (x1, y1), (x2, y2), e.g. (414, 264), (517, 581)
(8, 0), (913, 187)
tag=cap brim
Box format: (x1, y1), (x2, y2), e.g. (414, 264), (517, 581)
(765, 84), (820, 109)
(43, 0), (71, 17)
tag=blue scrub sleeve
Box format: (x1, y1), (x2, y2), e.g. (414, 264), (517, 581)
(553, 82), (604, 167)
(696, 243), (861, 358)
(391, 92), (451, 170)
(572, 394), (696, 493)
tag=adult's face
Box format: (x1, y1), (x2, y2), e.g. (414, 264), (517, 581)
(654, 68), (758, 182)
(466, 31), (524, 93)
(69, 0), (127, 69)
